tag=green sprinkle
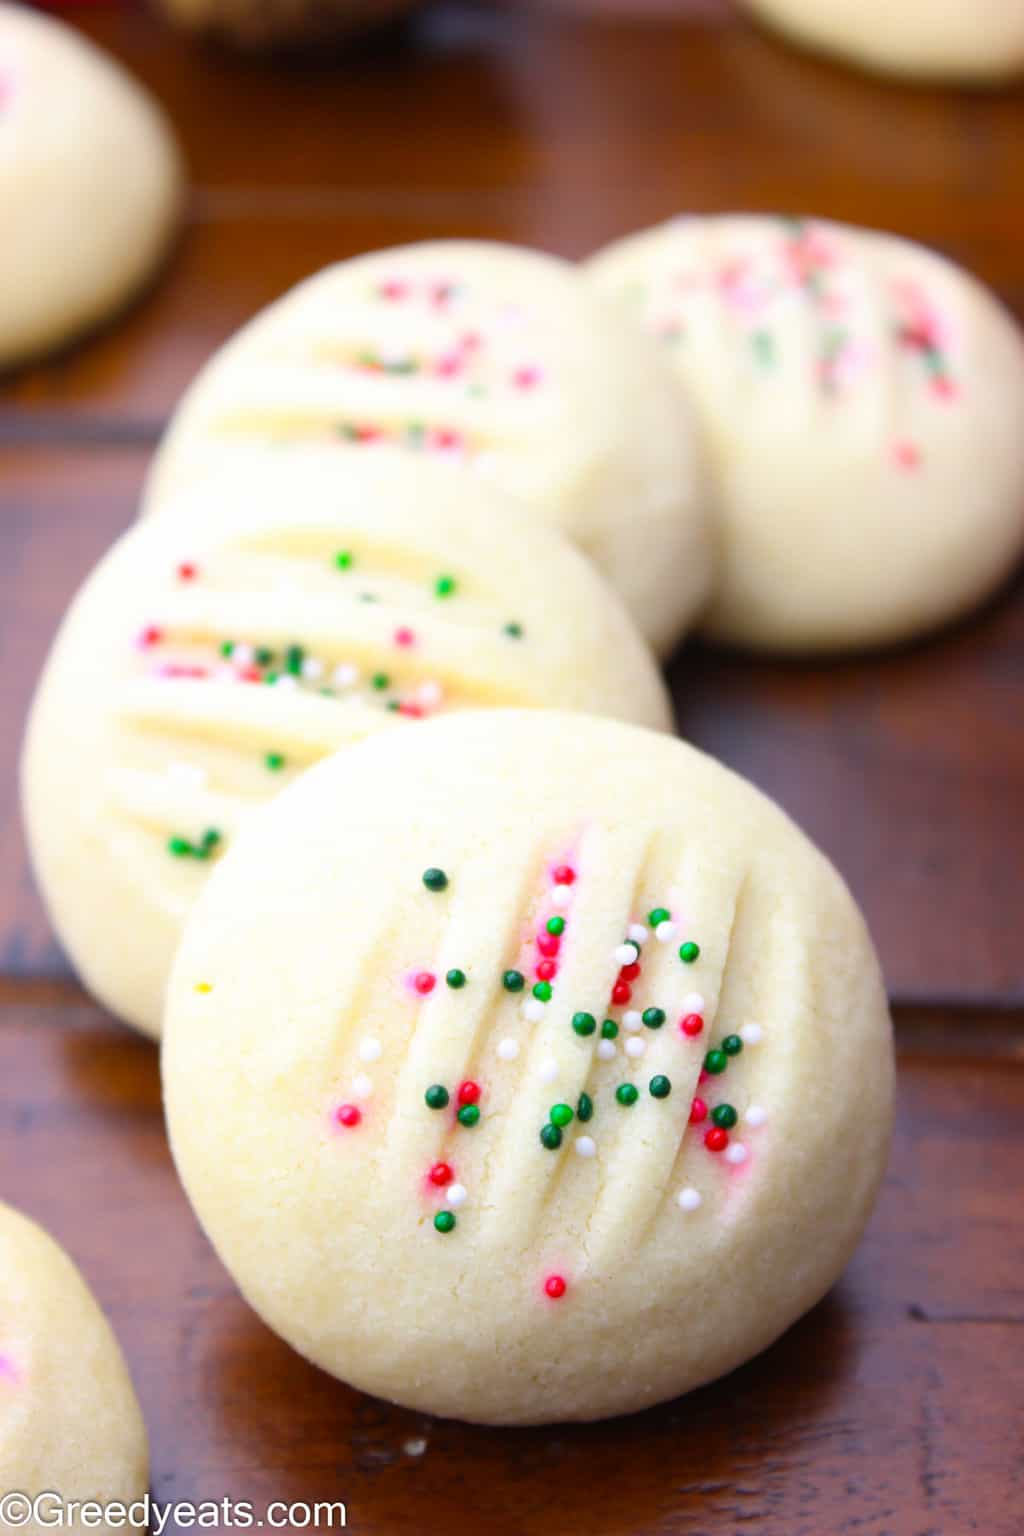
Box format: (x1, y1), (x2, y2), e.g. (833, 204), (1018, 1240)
(334, 550), (353, 571)
(679, 942), (701, 964)
(457, 1104), (480, 1128)
(264, 752), (285, 772)
(219, 641), (234, 658)
(711, 1103), (737, 1128)
(264, 671), (278, 685)
(648, 907), (671, 928)
(752, 329), (776, 367)
(255, 647), (274, 667)
(540, 1123), (563, 1150)
(434, 1211), (456, 1234)
(533, 981), (552, 1002)
(601, 1019), (619, 1040)
(649, 1075), (672, 1100)
(503, 622), (524, 639)
(285, 644), (304, 677)
(577, 1092), (594, 1122)
(572, 1011), (596, 1037)
(642, 1007), (666, 1029)
(722, 1034), (744, 1056)
(546, 916), (565, 936)
(425, 1085), (449, 1110)
(704, 1049), (727, 1076)
(434, 574), (457, 598)
(167, 836), (192, 858)
(503, 969), (525, 993)
(371, 672), (390, 691)
(616, 1083), (639, 1107)
(422, 867), (448, 892)
(386, 700), (401, 712)
(446, 968), (467, 990)
(359, 593), (379, 604)
(550, 1103), (574, 1128)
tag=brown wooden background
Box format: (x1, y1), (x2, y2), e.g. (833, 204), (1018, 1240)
(2, 3), (1022, 1531)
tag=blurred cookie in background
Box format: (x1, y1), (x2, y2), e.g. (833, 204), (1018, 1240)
(0, 2), (184, 370)
(154, 0), (426, 50)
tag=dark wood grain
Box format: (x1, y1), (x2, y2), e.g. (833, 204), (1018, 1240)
(1, 997), (1021, 1535)
(3, 445), (1022, 1002)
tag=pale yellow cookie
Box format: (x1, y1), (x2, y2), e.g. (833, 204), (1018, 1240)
(0, 2), (183, 368)
(741, 0), (1024, 83)
(588, 215), (1024, 652)
(142, 241), (714, 656)
(163, 709), (893, 1425)
(0, 1202), (148, 1534)
(23, 453), (671, 1039)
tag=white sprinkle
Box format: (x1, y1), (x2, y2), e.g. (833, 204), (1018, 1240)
(358, 1037), (382, 1062)
(497, 1037), (520, 1062)
(725, 1143), (748, 1165)
(627, 924), (649, 945)
(351, 1073), (373, 1099)
(446, 1183), (468, 1207)
(214, 664), (236, 682)
(166, 760), (207, 788)
(232, 643), (254, 666)
(740, 1023), (764, 1046)
(597, 1039), (617, 1061)
(537, 1057), (559, 1083)
(403, 1438), (428, 1457)
(682, 993), (705, 1014)
(575, 1136), (596, 1158)
(274, 673), (298, 691)
(655, 920), (677, 943)
(522, 998), (546, 1023)
(550, 885), (572, 909)
(745, 1105), (767, 1127)
(625, 1037), (646, 1059)
(334, 662), (359, 689)
(677, 1187), (702, 1212)
(416, 680), (443, 709)
(614, 942), (639, 966)
(302, 656), (324, 681)
(622, 1011), (642, 1032)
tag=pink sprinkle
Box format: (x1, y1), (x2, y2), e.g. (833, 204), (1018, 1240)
(459, 331), (482, 353)
(137, 625), (163, 650)
(536, 932), (560, 958)
(430, 427), (464, 455)
(335, 1104), (361, 1128)
(892, 439), (922, 471)
(932, 376), (958, 401)
(157, 662), (209, 680)
(380, 279), (407, 302)
(434, 353), (464, 378)
(394, 627), (416, 648)
(512, 365), (542, 391)
(414, 972), (436, 996)
(698, 1068), (709, 1084)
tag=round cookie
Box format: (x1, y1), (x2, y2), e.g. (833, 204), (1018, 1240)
(156, 0), (424, 50)
(588, 214), (1024, 653)
(0, 3), (183, 369)
(163, 709), (893, 1426)
(22, 453), (671, 1039)
(142, 240), (714, 657)
(0, 1202), (148, 1533)
(740, 0), (1024, 83)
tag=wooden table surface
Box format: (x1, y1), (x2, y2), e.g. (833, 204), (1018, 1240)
(2, 3), (1022, 1532)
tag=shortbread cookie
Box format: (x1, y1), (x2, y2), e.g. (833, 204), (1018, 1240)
(0, 3), (183, 369)
(588, 215), (1024, 652)
(741, 0), (1024, 83)
(0, 1202), (149, 1533)
(22, 454), (671, 1039)
(163, 710), (893, 1425)
(142, 241), (713, 656)
(157, 0), (422, 49)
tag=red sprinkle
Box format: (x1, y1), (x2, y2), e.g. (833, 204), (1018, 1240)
(544, 1274), (567, 1299)
(704, 1126), (729, 1153)
(537, 932), (561, 958)
(336, 1104), (361, 1128)
(611, 980), (632, 1006)
(428, 1161), (453, 1187)
(398, 701), (424, 719)
(552, 865), (576, 885)
(535, 959), (557, 982)
(681, 1013), (705, 1038)
(176, 562), (198, 582)
(619, 962), (640, 982)
(137, 625), (163, 649)
(394, 627), (416, 648)
(689, 1097), (708, 1124)
(414, 972), (436, 995)
(457, 1080), (481, 1106)
(892, 439), (921, 471)
(435, 353), (463, 378)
